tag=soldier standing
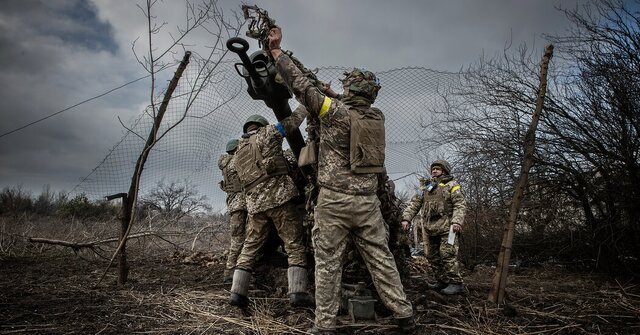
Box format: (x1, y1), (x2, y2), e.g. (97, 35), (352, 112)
(401, 160), (467, 295)
(229, 114), (314, 308)
(218, 139), (247, 283)
(268, 27), (415, 334)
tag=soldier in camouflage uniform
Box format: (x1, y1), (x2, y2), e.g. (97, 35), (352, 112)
(218, 139), (248, 283)
(401, 160), (467, 295)
(229, 113), (314, 308)
(268, 27), (414, 334)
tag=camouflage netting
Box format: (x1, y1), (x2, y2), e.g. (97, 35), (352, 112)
(72, 53), (461, 212)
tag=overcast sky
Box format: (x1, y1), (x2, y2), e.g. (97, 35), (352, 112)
(0, 0), (582, 201)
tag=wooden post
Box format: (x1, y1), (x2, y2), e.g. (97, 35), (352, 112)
(97, 51), (192, 286)
(118, 194), (131, 285)
(105, 192), (129, 285)
(488, 45), (554, 304)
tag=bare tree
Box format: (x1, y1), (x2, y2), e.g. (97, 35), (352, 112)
(541, 0), (640, 272)
(425, 0), (640, 277)
(100, 0), (243, 285)
(140, 179), (212, 221)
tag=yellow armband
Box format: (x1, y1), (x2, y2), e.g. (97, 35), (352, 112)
(319, 96), (332, 118)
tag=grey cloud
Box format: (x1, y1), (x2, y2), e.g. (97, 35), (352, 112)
(0, 0), (584, 203)
(0, 0), (141, 195)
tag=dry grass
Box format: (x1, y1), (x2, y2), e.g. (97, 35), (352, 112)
(1, 215), (639, 334)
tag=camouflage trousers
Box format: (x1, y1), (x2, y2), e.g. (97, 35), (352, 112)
(427, 233), (463, 283)
(225, 210), (248, 272)
(235, 200), (307, 270)
(312, 188), (413, 331)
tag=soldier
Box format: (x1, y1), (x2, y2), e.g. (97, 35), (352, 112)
(401, 160), (467, 295)
(268, 27), (415, 334)
(229, 114), (314, 308)
(218, 139), (247, 283)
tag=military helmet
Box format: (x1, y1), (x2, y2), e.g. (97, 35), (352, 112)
(225, 139), (239, 154)
(243, 114), (269, 133)
(431, 159), (452, 175)
(341, 68), (381, 102)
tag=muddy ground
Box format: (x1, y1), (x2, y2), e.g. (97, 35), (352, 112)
(1, 241), (639, 335)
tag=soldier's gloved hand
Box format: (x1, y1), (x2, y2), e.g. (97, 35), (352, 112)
(452, 223), (462, 233)
(401, 220), (411, 232)
(268, 26), (283, 59)
(319, 80), (339, 98)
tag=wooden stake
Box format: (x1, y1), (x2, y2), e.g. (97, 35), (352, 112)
(96, 51), (192, 287)
(488, 44), (554, 304)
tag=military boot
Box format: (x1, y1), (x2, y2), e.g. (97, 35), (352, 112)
(441, 283), (465, 295)
(229, 268), (251, 307)
(427, 281), (447, 290)
(397, 315), (416, 334)
(288, 266), (315, 307)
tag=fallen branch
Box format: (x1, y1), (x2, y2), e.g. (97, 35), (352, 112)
(28, 232), (158, 250)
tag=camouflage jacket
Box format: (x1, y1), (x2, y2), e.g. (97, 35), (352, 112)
(218, 154), (246, 213)
(402, 176), (467, 235)
(275, 54), (378, 195)
(234, 115), (306, 214)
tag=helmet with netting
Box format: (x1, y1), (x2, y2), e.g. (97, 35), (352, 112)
(341, 68), (381, 102)
(243, 114), (269, 133)
(226, 139), (239, 154)
(431, 160), (452, 175)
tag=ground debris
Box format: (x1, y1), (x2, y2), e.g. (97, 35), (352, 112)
(1, 251), (638, 334)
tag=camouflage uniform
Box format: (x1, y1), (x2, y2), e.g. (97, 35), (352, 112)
(402, 174), (467, 284)
(275, 54), (413, 331)
(218, 154), (247, 277)
(233, 117), (308, 271)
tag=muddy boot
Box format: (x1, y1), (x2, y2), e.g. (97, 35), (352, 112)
(288, 266), (315, 308)
(427, 281), (447, 290)
(441, 283), (465, 295)
(397, 315), (416, 334)
(229, 269), (251, 307)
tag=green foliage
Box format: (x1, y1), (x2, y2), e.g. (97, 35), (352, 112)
(0, 185), (33, 216)
(0, 185), (118, 222)
(56, 194), (118, 221)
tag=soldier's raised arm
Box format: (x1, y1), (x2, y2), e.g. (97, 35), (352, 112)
(268, 26), (333, 119)
(277, 104), (309, 138)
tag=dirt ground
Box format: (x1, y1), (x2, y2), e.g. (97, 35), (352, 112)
(1, 244), (639, 335)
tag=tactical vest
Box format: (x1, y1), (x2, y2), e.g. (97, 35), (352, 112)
(421, 179), (459, 220)
(221, 158), (243, 193)
(349, 106), (385, 174)
(234, 134), (289, 191)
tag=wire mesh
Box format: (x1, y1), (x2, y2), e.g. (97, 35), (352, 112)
(73, 53), (462, 211)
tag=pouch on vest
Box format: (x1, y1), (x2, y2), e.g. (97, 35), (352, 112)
(220, 156), (243, 193)
(234, 135), (290, 191)
(349, 107), (385, 174)
(234, 136), (265, 189)
(263, 155), (289, 176)
(222, 168), (242, 193)
(424, 183), (448, 217)
(298, 141), (318, 167)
